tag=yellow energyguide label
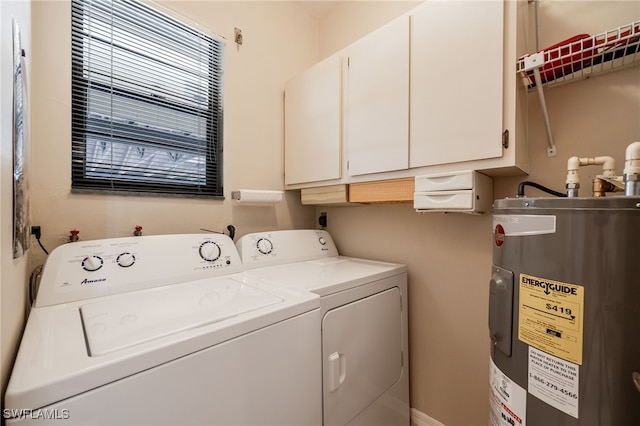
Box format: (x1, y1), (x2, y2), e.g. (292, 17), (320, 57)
(518, 273), (584, 365)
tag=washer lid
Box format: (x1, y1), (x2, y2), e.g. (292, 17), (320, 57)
(81, 278), (283, 356)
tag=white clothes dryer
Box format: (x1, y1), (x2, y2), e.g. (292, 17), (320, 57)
(236, 229), (410, 426)
(4, 234), (321, 425)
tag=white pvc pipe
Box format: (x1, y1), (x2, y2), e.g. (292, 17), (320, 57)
(566, 156), (581, 186)
(578, 156), (616, 176)
(567, 156), (616, 176)
(624, 141), (640, 195)
(566, 156), (617, 196)
(624, 142), (640, 175)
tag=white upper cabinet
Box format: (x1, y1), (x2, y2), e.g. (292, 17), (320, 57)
(283, 1), (528, 191)
(409, 0), (505, 168)
(345, 16), (410, 176)
(284, 55), (342, 185)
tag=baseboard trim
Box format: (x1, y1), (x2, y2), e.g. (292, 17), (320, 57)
(411, 408), (446, 426)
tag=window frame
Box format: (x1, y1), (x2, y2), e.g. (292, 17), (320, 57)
(70, 0), (224, 198)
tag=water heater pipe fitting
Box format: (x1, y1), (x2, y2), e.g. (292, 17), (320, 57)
(624, 141), (640, 195)
(625, 142), (640, 173)
(566, 156), (616, 197)
(566, 156), (581, 185)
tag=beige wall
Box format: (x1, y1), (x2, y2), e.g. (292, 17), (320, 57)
(317, 1), (421, 59)
(2, 0), (321, 404)
(2, 1), (639, 423)
(1, 0), (32, 401)
(27, 0), (320, 268)
(317, 1), (640, 425)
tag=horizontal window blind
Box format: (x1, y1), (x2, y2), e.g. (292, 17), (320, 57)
(71, 0), (224, 197)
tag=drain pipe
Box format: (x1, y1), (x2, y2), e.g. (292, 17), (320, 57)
(624, 142), (640, 196)
(566, 156), (616, 197)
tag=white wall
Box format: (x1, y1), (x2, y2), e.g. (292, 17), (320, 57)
(0, 0), (31, 401)
(317, 1), (640, 425)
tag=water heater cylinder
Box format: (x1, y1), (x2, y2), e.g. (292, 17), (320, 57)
(489, 196), (640, 425)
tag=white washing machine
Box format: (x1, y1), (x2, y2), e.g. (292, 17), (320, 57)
(236, 229), (409, 426)
(4, 234), (321, 425)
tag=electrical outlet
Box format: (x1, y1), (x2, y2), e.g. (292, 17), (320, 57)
(30, 225), (42, 239)
(319, 212), (327, 228)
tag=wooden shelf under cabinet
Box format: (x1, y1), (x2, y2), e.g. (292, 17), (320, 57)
(299, 178), (415, 205)
(301, 185), (349, 205)
(349, 178), (414, 204)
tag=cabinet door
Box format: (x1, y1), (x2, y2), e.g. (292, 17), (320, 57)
(346, 16), (410, 176)
(410, 1), (504, 168)
(285, 55), (342, 185)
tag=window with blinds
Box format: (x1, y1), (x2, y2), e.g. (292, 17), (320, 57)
(71, 0), (224, 197)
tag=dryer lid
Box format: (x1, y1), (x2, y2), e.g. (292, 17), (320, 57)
(81, 277), (283, 356)
(245, 256), (406, 296)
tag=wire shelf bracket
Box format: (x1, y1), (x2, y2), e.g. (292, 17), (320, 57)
(524, 52), (557, 157)
(517, 20), (640, 158)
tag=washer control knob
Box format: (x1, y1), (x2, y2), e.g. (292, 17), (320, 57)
(199, 241), (221, 262)
(318, 236), (327, 246)
(82, 255), (104, 272)
(256, 238), (273, 255)
(116, 252), (136, 268)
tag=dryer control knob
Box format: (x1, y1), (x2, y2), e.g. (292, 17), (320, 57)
(82, 255), (104, 272)
(199, 241), (221, 262)
(256, 238), (273, 255)
(116, 252), (136, 268)
(318, 236), (327, 246)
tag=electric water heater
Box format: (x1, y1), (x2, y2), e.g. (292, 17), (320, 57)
(489, 196), (640, 425)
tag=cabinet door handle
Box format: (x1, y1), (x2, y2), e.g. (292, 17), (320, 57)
(328, 352), (347, 392)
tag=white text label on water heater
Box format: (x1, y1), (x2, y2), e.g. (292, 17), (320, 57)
(489, 358), (527, 426)
(528, 347), (579, 419)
